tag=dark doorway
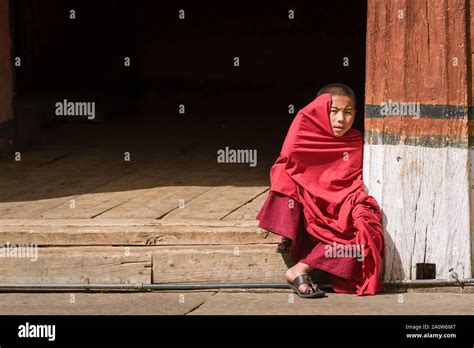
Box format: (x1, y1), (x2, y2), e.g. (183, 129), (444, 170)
(11, 0), (367, 154)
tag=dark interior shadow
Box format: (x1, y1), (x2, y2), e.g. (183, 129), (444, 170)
(381, 209), (405, 281)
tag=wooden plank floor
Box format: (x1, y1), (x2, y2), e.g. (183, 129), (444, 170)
(0, 119), (287, 284)
(0, 116), (274, 223)
(0, 152), (270, 221)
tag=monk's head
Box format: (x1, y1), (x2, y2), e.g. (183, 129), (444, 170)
(317, 83), (356, 137)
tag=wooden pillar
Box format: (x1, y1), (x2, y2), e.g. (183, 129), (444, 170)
(0, 0), (13, 155)
(363, 0), (472, 280)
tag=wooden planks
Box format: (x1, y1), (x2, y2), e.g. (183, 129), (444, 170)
(0, 149), (141, 217)
(0, 215), (285, 284)
(0, 246), (152, 284)
(366, 0), (469, 106)
(96, 185), (211, 219)
(0, 143), (270, 220)
(0, 244), (288, 284)
(0, 220), (279, 246)
(222, 189), (269, 220)
(0, 169), (133, 219)
(36, 161), (227, 219)
(0, 218), (261, 227)
(365, 0), (470, 148)
(0, 103), (282, 285)
(152, 244), (287, 284)
(162, 185), (269, 220)
(39, 172), (165, 219)
(0, 243), (289, 285)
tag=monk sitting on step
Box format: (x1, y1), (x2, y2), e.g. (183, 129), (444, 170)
(257, 83), (385, 298)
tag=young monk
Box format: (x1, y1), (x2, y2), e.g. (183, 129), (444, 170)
(256, 83), (385, 298)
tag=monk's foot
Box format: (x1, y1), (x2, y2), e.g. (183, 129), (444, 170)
(285, 262), (315, 294)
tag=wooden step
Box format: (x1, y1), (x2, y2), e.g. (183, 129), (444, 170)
(0, 219), (289, 285)
(0, 246), (153, 284)
(0, 219), (279, 246)
(0, 244), (291, 285)
(152, 244), (291, 284)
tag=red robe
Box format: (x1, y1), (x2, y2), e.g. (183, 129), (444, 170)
(258, 93), (384, 295)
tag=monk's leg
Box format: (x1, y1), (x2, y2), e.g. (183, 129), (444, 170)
(285, 261), (315, 294)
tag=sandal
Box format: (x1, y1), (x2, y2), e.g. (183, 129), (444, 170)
(276, 237), (291, 254)
(287, 274), (326, 298)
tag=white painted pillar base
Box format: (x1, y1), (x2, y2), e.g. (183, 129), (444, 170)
(363, 144), (472, 281)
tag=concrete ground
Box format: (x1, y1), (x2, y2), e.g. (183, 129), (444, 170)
(0, 288), (473, 315)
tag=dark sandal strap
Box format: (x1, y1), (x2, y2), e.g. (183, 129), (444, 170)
(293, 274), (318, 294)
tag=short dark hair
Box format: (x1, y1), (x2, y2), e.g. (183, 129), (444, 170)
(317, 83), (356, 107)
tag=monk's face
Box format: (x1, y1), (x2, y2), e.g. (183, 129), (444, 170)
(329, 95), (356, 137)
